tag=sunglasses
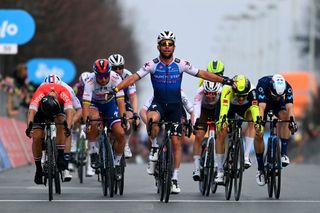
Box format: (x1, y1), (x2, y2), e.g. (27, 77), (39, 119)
(160, 40), (174, 47)
(234, 93), (247, 98)
(112, 65), (124, 70)
(204, 91), (218, 96)
(96, 73), (110, 80)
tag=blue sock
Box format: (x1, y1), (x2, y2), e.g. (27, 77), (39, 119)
(256, 153), (264, 171)
(280, 138), (289, 156)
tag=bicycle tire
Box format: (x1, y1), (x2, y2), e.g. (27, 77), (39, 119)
(199, 138), (209, 196)
(53, 138), (61, 195)
(119, 155), (125, 195)
(164, 137), (172, 203)
(266, 137), (274, 198)
(225, 145), (233, 200)
(274, 137), (281, 199)
(106, 139), (115, 197)
(159, 145), (165, 202)
(47, 137), (54, 201)
(233, 138), (244, 201)
(205, 139), (215, 196)
(77, 136), (86, 184)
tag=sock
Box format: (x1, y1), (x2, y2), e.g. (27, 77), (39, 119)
(256, 153), (264, 171)
(150, 137), (159, 148)
(193, 155), (200, 171)
(280, 138), (289, 156)
(216, 154), (224, 172)
(245, 137), (254, 158)
(172, 169), (179, 180)
(71, 130), (78, 152)
(64, 153), (71, 169)
(35, 160), (42, 172)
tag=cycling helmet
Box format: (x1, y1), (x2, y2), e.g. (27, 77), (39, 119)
(40, 95), (61, 118)
(203, 80), (222, 93)
(79, 72), (91, 86)
(92, 59), (111, 76)
(270, 74), (286, 96)
(157, 31), (176, 44)
(232, 74), (251, 95)
(207, 60), (224, 75)
(108, 54), (125, 66)
(44, 74), (62, 84)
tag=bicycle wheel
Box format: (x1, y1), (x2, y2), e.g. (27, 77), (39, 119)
(119, 155), (125, 195)
(266, 137), (274, 198)
(158, 145), (165, 202)
(47, 138), (54, 201)
(53, 139), (61, 195)
(77, 136), (86, 184)
(233, 138), (244, 201)
(100, 137), (114, 197)
(199, 138), (208, 195)
(205, 139), (215, 196)
(273, 137), (281, 199)
(225, 146), (233, 200)
(164, 138), (172, 203)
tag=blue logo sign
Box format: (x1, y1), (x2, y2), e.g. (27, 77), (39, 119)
(27, 58), (76, 84)
(0, 10), (36, 45)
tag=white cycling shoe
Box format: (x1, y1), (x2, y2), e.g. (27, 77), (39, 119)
(244, 156), (252, 169)
(63, 170), (72, 182)
(171, 179), (181, 194)
(86, 165), (95, 177)
(124, 145), (132, 158)
(147, 161), (156, 175)
(256, 170), (266, 186)
(214, 171), (224, 184)
(281, 155), (290, 167)
(149, 147), (159, 162)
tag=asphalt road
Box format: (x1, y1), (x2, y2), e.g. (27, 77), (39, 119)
(0, 163), (319, 213)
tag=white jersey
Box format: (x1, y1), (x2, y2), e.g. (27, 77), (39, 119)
(82, 72), (124, 104)
(41, 81), (81, 110)
(194, 87), (220, 120)
(143, 90), (194, 113)
(120, 69), (136, 96)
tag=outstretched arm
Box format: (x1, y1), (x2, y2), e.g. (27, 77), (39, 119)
(115, 73), (140, 92)
(196, 70), (224, 83)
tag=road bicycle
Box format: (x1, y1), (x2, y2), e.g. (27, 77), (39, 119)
(75, 121), (88, 184)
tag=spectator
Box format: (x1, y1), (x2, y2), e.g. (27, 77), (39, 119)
(1, 63), (36, 118)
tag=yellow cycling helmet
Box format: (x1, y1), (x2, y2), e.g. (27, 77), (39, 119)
(199, 60), (225, 87)
(232, 74), (251, 96)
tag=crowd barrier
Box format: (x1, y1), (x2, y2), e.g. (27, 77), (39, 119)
(0, 117), (32, 172)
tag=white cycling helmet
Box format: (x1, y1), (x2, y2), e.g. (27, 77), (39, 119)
(203, 80), (222, 93)
(108, 54), (125, 66)
(270, 74), (286, 96)
(44, 74), (62, 84)
(157, 31), (176, 44)
(79, 72), (91, 86)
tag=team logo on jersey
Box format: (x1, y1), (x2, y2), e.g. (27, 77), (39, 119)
(252, 100), (258, 105)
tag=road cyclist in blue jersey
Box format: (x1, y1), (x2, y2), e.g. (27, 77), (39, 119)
(113, 30), (234, 194)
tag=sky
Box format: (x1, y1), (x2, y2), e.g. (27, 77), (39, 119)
(119, 0), (309, 108)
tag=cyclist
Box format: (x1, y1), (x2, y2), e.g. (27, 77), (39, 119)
(25, 83), (73, 184)
(72, 72), (96, 177)
(82, 59), (126, 180)
(108, 54), (140, 159)
(42, 74), (82, 181)
(216, 75), (262, 183)
(255, 74), (297, 184)
(139, 89), (194, 175)
(192, 80), (222, 181)
(113, 30), (234, 193)
(198, 60), (225, 87)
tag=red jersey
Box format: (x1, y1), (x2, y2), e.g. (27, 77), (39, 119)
(29, 83), (73, 111)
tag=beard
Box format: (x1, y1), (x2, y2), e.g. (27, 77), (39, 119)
(160, 51), (173, 59)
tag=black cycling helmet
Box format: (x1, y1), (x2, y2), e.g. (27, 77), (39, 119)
(40, 95), (61, 118)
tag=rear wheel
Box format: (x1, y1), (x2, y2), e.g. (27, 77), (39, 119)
(159, 145), (165, 202)
(47, 138), (54, 201)
(225, 145), (233, 200)
(164, 138), (172, 203)
(266, 138), (274, 198)
(205, 139), (215, 196)
(233, 139), (244, 201)
(77, 137), (86, 184)
(199, 138), (209, 195)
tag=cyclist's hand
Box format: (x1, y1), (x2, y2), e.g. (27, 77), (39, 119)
(216, 119), (228, 132)
(132, 112), (140, 129)
(63, 121), (71, 137)
(121, 116), (129, 130)
(255, 123), (264, 136)
(25, 122), (33, 138)
(289, 117), (298, 134)
(222, 76), (235, 87)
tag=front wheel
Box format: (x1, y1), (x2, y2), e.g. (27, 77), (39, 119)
(266, 137), (274, 198)
(233, 139), (244, 201)
(273, 137), (281, 199)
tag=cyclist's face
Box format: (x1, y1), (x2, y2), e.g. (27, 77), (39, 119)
(204, 91), (218, 101)
(158, 40), (175, 59)
(96, 74), (109, 86)
(112, 65), (124, 75)
(235, 94), (247, 104)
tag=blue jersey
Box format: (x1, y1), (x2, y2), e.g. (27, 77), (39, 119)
(256, 76), (293, 104)
(136, 57), (198, 103)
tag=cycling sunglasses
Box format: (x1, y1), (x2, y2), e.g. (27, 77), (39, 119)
(112, 65), (124, 70)
(96, 73), (110, 80)
(160, 40), (174, 47)
(234, 93), (248, 98)
(204, 91), (218, 96)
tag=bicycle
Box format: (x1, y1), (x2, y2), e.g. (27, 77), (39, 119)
(223, 117), (252, 201)
(35, 121), (67, 201)
(75, 121), (88, 184)
(87, 115), (126, 197)
(195, 120), (217, 196)
(148, 119), (191, 203)
(263, 110), (295, 199)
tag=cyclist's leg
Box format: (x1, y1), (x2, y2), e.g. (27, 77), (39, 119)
(243, 110), (255, 168)
(216, 127), (227, 183)
(54, 114), (67, 172)
(124, 105), (133, 158)
(86, 105), (100, 169)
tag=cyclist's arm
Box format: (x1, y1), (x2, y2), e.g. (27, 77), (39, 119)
(248, 90), (260, 123)
(139, 107), (148, 125)
(27, 109), (36, 125)
(285, 103), (295, 118)
(129, 93), (139, 114)
(259, 103), (266, 119)
(65, 108), (73, 129)
(196, 70), (224, 83)
(116, 96), (126, 118)
(72, 108), (82, 125)
(218, 85), (232, 119)
(82, 82), (93, 120)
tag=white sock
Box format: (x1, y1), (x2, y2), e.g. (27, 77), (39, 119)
(114, 155), (122, 166)
(150, 137), (159, 148)
(172, 169), (179, 180)
(193, 155), (200, 171)
(216, 154), (224, 172)
(88, 141), (98, 154)
(245, 137), (254, 158)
